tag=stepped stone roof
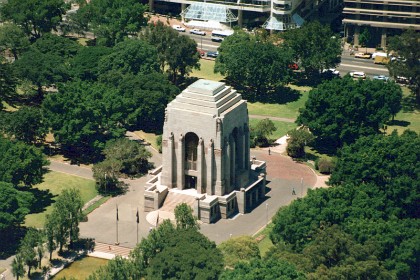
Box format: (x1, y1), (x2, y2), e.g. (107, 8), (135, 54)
(167, 79), (245, 116)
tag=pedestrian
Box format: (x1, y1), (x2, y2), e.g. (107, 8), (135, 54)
(109, 246), (111, 250)
(292, 188), (296, 195)
(268, 148), (271, 155)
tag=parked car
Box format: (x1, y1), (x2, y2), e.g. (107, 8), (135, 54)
(190, 29), (206, 36)
(321, 68), (340, 79)
(206, 51), (219, 58)
(172, 25), (186, 32)
(197, 48), (205, 57)
(288, 63), (299, 70)
(349, 71), (366, 79)
(396, 76), (410, 84)
(355, 52), (372, 59)
(373, 75), (389, 82)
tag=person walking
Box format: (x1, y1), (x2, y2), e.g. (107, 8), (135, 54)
(292, 188), (296, 195)
(268, 148), (271, 155)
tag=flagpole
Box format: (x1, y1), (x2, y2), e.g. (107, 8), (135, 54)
(116, 204), (119, 245)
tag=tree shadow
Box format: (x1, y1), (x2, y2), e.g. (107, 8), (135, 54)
(401, 93), (420, 113)
(21, 186), (56, 214)
(0, 227), (27, 259)
(310, 141), (338, 157)
(387, 119), (411, 127)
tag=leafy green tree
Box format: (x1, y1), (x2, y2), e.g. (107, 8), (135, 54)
(103, 138), (152, 176)
(92, 158), (124, 194)
(218, 236), (260, 268)
(0, 23), (30, 60)
(147, 228), (223, 280)
(0, 59), (18, 109)
(19, 228), (43, 277)
(251, 118), (277, 147)
(297, 77), (402, 149)
(387, 29), (420, 104)
(13, 48), (67, 100)
(42, 81), (127, 162)
(0, 182), (33, 230)
(98, 39), (159, 77)
(140, 21), (201, 84)
(68, 46), (112, 80)
(286, 128), (314, 159)
(174, 203), (199, 230)
(1, 107), (47, 144)
(220, 258), (305, 280)
(0, 136), (49, 186)
(76, 0), (147, 46)
(280, 21), (341, 79)
(87, 256), (137, 280)
(216, 30), (293, 95)
(358, 27), (371, 50)
(11, 254), (26, 280)
(0, 0), (67, 40)
(31, 33), (80, 59)
(44, 213), (57, 261)
(47, 188), (84, 252)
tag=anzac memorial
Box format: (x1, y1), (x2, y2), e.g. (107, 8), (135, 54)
(144, 79), (266, 223)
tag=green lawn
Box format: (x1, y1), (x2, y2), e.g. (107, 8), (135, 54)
(190, 59), (225, 82)
(133, 130), (159, 151)
(387, 87), (420, 134)
(249, 119), (297, 140)
(254, 223), (274, 257)
(24, 171), (97, 229)
(53, 257), (108, 280)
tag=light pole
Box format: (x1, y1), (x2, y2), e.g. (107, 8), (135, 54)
(300, 177), (303, 198)
(265, 203), (268, 225)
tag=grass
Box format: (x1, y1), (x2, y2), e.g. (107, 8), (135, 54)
(24, 171), (97, 229)
(387, 87), (420, 134)
(53, 257), (108, 280)
(254, 223), (274, 257)
(0, 268), (5, 274)
(83, 196), (111, 216)
(133, 130), (160, 151)
(190, 59), (225, 81)
(249, 119), (297, 140)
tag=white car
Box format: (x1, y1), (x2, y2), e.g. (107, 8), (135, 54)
(349, 71), (366, 79)
(190, 29), (206, 36)
(172, 25), (186, 32)
(322, 68), (340, 76)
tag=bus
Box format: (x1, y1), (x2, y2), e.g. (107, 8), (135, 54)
(211, 30), (234, 42)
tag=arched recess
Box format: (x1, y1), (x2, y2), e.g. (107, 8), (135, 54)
(185, 132), (199, 171)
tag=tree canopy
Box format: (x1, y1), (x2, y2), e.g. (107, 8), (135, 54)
(42, 81), (127, 162)
(215, 30), (293, 95)
(0, 0), (67, 40)
(0, 182), (33, 230)
(387, 29), (420, 104)
(297, 77), (402, 148)
(76, 0), (147, 46)
(0, 60), (18, 109)
(218, 236), (260, 268)
(68, 46), (112, 81)
(280, 21), (341, 79)
(0, 136), (49, 186)
(0, 23), (30, 60)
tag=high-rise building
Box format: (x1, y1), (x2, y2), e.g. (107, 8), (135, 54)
(342, 0), (420, 48)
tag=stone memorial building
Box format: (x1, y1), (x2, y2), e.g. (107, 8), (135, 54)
(144, 79), (266, 223)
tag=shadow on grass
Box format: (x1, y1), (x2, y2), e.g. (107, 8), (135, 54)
(21, 186), (56, 214)
(387, 119), (411, 127)
(401, 93), (420, 113)
(0, 227), (27, 259)
(310, 141), (338, 157)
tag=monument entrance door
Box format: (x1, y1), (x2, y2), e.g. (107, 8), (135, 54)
(185, 175), (197, 189)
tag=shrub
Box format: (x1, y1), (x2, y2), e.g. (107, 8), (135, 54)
(156, 135), (162, 153)
(316, 158), (335, 174)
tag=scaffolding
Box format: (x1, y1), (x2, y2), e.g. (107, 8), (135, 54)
(181, 2), (238, 23)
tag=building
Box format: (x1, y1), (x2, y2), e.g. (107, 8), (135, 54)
(342, 0), (420, 48)
(148, 0), (342, 31)
(144, 79), (267, 223)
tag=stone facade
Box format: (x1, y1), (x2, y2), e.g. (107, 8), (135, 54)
(144, 79), (266, 223)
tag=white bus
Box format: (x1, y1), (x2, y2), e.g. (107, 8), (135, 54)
(211, 30), (234, 42)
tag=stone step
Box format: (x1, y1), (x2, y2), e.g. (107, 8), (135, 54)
(160, 192), (196, 212)
(94, 242), (131, 257)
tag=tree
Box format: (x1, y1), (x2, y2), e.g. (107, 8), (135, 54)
(87, 256), (137, 280)
(280, 21), (341, 80)
(174, 203), (199, 230)
(297, 77), (402, 149)
(251, 118), (277, 147)
(76, 0), (147, 46)
(215, 30), (293, 95)
(142, 21), (200, 83)
(0, 23), (30, 60)
(42, 81), (127, 162)
(1, 107), (48, 143)
(68, 46), (112, 81)
(220, 258), (305, 280)
(147, 228), (223, 280)
(358, 27), (371, 52)
(103, 138), (152, 176)
(47, 188), (84, 252)
(0, 182), (33, 230)
(387, 29), (420, 104)
(97, 39), (160, 78)
(31, 33), (80, 59)
(0, 59), (18, 109)
(0, 0), (67, 40)
(11, 254), (25, 280)
(44, 213), (57, 261)
(218, 236), (260, 268)
(92, 159), (124, 194)
(19, 228), (43, 277)
(0, 136), (49, 186)
(286, 128), (314, 159)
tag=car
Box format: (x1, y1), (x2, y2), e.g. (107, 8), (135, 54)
(349, 71), (366, 79)
(373, 75), (389, 82)
(288, 63), (299, 70)
(197, 48), (205, 57)
(396, 76), (410, 84)
(190, 29), (206, 36)
(172, 25), (186, 32)
(371, 52), (387, 59)
(321, 68), (340, 79)
(206, 51), (219, 58)
(354, 52), (372, 59)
